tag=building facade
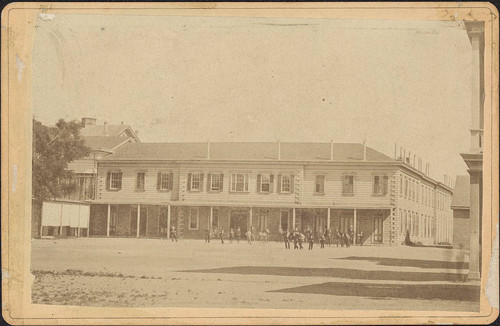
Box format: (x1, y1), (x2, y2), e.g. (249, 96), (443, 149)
(88, 142), (453, 246)
(452, 175), (471, 249)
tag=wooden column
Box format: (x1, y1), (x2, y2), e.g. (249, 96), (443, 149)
(167, 204), (171, 239)
(292, 208), (296, 230)
(210, 206), (213, 231)
(353, 209), (357, 244)
(106, 204), (111, 237)
(136, 204), (141, 238)
(327, 208), (331, 229)
(59, 204), (64, 236)
(249, 207), (253, 230)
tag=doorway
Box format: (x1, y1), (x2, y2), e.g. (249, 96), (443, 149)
(230, 209), (248, 235)
(372, 217), (384, 243)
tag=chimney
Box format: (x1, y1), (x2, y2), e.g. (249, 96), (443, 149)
(278, 140), (281, 161)
(104, 121), (108, 136)
(330, 140), (334, 161)
(207, 140), (210, 159)
(362, 141), (367, 161)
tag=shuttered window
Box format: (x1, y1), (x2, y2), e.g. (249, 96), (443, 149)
(107, 172), (122, 190)
(208, 173), (224, 192)
(373, 175), (388, 195)
(315, 175), (325, 194)
(280, 174), (294, 193)
(257, 174), (273, 193)
(157, 172), (173, 191)
(190, 173), (203, 191)
(136, 173), (145, 191)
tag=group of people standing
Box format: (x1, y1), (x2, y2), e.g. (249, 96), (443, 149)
(203, 226), (271, 244)
(281, 225), (363, 250)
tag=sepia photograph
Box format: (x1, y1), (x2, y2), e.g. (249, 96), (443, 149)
(1, 2), (498, 325)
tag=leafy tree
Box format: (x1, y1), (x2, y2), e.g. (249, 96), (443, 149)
(32, 118), (91, 201)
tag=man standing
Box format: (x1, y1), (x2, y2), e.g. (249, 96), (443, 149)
(170, 226), (178, 242)
(283, 229), (290, 249)
(219, 227), (225, 244)
(205, 226), (211, 243)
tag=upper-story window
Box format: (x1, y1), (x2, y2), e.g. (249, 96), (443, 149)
(404, 178), (408, 198)
(136, 172), (145, 191)
(157, 172), (173, 191)
(342, 174), (354, 195)
(230, 173), (249, 192)
(257, 174), (274, 193)
(315, 175), (325, 194)
(107, 172), (122, 191)
(399, 176), (403, 196)
(279, 174), (294, 193)
(208, 173), (224, 192)
(373, 175), (388, 195)
(187, 173), (204, 191)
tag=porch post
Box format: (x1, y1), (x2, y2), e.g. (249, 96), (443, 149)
(327, 208), (331, 230)
(292, 208), (296, 230)
(107, 204), (111, 237)
(249, 207), (253, 230)
(167, 204), (171, 239)
(136, 204), (141, 238)
(59, 203), (64, 236)
(210, 206), (213, 231)
(353, 208), (357, 244)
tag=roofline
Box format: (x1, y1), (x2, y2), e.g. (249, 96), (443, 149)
(110, 137), (135, 151)
(121, 127), (140, 142)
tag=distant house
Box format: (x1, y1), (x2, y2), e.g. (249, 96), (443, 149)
(34, 118), (139, 239)
(451, 175), (470, 249)
(88, 141), (454, 246)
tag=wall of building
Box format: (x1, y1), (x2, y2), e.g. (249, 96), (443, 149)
(453, 209), (470, 249)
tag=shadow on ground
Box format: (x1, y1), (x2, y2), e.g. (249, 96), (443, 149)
(179, 266), (468, 282)
(269, 282), (480, 303)
(335, 256), (469, 270)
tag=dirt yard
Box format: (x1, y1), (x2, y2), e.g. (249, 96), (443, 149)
(31, 238), (479, 311)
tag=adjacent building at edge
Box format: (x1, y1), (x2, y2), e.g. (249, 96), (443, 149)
(88, 141), (453, 246)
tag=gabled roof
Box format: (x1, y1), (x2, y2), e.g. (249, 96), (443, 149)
(84, 136), (133, 152)
(80, 124), (140, 141)
(101, 142), (394, 162)
(451, 175), (470, 209)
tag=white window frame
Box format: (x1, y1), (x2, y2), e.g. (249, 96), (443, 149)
(190, 173), (203, 191)
(159, 172), (170, 190)
(260, 173), (271, 193)
(210, 173), (222, 191)
(373, 175), (388, 195)
(280, 174), (292, 193)
(342, 174), (355, 195)
(109, 172), (121, 190)
(315, 175), (325, 194)
(230, 173), (249, 192)
(189, 208), (199, 230)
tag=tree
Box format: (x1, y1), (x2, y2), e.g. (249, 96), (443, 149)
(32, 118), (91, 201)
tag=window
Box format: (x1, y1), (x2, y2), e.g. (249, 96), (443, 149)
(107, 172), (122, 190)
(404, 178), (408, 198)
(157, 172), (173, 191)
(189, 208), (199, 230)
(400, 176), (403, 196)
(230, 173), (249, 192)
(343, 174), (354, 194)
(315, 175), (325, 194)
(188, 173), (203, 191)
(136, 172), (145, 191)
(208, 173), (223, 192)
(373, 175), (388, 195)
(400, 209), (403, 234)
(258, 174), (273, 193)
(280, 174), (293, 193)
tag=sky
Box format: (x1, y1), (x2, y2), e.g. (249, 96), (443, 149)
(32, 14), (473, 183)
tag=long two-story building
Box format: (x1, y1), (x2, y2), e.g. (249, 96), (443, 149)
(87, 142), (453, 246)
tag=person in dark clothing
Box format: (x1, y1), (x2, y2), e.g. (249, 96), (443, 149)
(320, 235), (325, 248)
(405, 229), (413, 246)
(170, 226), (178, 242)
(283, 229), (290, 249)
(349, 226), (355, 245)
(229, 228), (235, 243)
(293, 231), (299, 249)
(308, 233), (314, 250)
(219, 227), (224, 244)
(344, 232), (351, 247)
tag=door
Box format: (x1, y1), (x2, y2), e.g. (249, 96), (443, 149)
(139, 207), (147, 236)
(339, 216), (353, 234)
(373, 217), (384, 243)
(230, 209), (248, 235)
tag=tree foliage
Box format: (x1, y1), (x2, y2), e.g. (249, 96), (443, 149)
(32, 119), (91, 201)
